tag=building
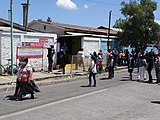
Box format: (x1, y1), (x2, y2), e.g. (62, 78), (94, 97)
(0, 18), (57, 74)
(28, 20), (119, 64)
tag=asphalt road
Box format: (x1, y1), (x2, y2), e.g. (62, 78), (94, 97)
(0, 70), (160, 120)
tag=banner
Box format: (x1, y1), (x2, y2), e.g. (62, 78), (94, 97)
(16, 42), (43, 58)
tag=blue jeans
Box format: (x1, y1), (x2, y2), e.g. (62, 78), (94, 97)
(109, 66), (114, 78)
(89, 71), (96, 86)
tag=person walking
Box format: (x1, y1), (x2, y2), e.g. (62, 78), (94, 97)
(13, 57), (23, 97)
(87, 55), (97, 87)
(47, 45), (55, 73)
(16, 58), (37, 100)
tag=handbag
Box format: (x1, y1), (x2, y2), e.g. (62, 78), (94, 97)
(105, 66), (109, 72)
(88, 67), (92, 72)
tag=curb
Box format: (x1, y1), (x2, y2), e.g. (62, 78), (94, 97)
(0, 67), (128, 92)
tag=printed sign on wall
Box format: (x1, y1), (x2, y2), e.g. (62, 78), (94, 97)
(16, 42), (43, 58)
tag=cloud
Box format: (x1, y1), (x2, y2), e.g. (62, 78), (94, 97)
(84, 4), (89, 9)
(56, 0), (78, 10)
(155, 20), (160, 24)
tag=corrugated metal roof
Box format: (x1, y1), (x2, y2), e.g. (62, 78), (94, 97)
(0, 18), (35, 32)
(0, 26), (24, 32)
(29, 20), (118, 36)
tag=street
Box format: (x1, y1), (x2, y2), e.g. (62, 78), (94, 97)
(0, 70), (160, 120)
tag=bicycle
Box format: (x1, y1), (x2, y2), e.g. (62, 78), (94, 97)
(0, 59), (18, 75)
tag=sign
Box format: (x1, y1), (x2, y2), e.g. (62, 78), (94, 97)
(39, 38), (52, 48)
(16, 42), (43, 59)
(17, 48), (43, 58)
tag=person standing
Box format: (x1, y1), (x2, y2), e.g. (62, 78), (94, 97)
(155, 54), (160, 83)
(75, 48), (85, 71)
(98, 50), (103, 58)
(98, 55), (103, 74)
(60, 50), (67, 74)
(136, 53), (147, 82)
(146, 52), (154, 83)
(108, 54), (114, 79)
(128, 54), (135, 80)
(87, 55), (97, 87)
(106, 49), (111, 67)
(47, 45), (55, 73)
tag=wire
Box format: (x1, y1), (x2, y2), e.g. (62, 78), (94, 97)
(84, 0), (120, 6)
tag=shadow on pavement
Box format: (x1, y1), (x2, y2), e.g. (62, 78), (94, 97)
(3, 95), (36, 101)
(151, 101), (160, 104)
(99, 78), (110, 80)
(80, 85), (90, 87)
(3, 95), (17, 101)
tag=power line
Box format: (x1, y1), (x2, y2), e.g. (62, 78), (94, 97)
(112, 14), (124, 18)
(84, 0), (120, 6)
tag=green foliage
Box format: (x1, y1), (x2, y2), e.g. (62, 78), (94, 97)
(114, 0), (160, 51)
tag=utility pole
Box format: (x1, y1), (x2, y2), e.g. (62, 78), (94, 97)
(10, 0), (13, 75)
(107, 10), (112, 51)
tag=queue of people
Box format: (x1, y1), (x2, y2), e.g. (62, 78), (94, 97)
(12, 47), (159, 100)
(128, 50), (160, 83)
(88, 48), (160, 85)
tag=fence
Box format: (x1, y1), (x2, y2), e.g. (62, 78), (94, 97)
(63, 54), (108, 76)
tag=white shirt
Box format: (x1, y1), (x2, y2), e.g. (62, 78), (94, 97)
(89, 60), (97, 73)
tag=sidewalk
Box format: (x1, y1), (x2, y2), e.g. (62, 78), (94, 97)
(0, 66), (128, 86)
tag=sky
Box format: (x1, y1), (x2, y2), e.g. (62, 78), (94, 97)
(0, 0), (160, 28)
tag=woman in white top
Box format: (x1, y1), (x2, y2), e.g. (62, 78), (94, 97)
(87, 55), (97, 87)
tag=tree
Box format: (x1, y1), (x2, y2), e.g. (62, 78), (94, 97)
(47, 17), (52, 22)
(114, 0), (160, 51)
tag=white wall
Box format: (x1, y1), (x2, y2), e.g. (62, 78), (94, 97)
(82, 37), (100, 56)
(0, 31), (57, 72)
